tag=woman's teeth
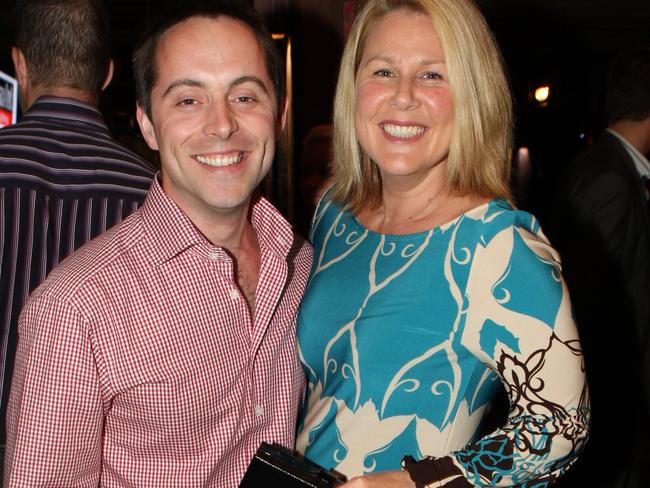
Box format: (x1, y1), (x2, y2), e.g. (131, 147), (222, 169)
(382, 124), (425, 138)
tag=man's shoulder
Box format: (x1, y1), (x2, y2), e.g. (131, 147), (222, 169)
(29, 210), (148, 307)
(251, 195), (312, 256)
(552, 133), (648, 236)
(288, 230), (313, 272)
(0, 128), (154, 195)
(559, 132), (638, 202)
(571, 132), (633, 175)
(90, 136), (156, 174)
(0, 115), (155, 180)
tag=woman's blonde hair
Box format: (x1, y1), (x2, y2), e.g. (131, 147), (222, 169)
(329, 0), (513, 211)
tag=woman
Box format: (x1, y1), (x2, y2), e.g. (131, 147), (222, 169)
(295, 0), (590, 486)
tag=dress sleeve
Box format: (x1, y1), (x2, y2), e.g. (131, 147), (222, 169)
(4, 294), (104, 487)
(410, 225), (590, 487)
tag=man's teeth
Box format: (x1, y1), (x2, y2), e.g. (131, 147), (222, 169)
(382, 124), (425, 138)
(196, 153), (242, 167)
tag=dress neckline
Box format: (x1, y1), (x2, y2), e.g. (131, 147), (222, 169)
(345, 198), (509, 239)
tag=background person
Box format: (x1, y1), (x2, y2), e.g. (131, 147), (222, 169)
(4, 1), (311, 485)
(295, 0), (589, 486)
(0, 0), (154, 459)
(552, 46), (650, 488)
(297, 124), (333, 235)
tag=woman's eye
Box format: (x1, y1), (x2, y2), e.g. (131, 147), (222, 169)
(422, 71), (443, 80)
(373, 69), (393, 77)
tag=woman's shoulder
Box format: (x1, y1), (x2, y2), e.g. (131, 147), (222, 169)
(460, 198), (562, 268)
(461, 198), (547, 243)
(308, 187), (357, 243)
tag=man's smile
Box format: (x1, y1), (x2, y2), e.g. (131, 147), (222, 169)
(194, 151), (244, 167)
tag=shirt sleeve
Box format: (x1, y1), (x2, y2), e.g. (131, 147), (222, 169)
(4, 294), (104, 487)
(421, 225), (590, 487)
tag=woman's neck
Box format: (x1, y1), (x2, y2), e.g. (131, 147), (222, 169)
(357, 186), (487, 235)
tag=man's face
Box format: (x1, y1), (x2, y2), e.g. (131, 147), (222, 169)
(137, 15), (284, 222)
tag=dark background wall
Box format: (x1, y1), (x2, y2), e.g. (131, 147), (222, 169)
(1, 0), (649, 232)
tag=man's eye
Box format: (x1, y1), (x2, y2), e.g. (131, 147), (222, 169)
(178, 98), (197, 106)
(234, 96), (256, 103)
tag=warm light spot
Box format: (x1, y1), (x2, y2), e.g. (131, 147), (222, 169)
(517, 146), (530, 164)
(272, 33), (286, 40)
(534, 85), (550, 103)
(515, 146), (532, 188)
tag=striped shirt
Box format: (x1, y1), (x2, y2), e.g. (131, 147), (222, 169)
(0, 96), (155, 447)
(4, 178), (312, 487)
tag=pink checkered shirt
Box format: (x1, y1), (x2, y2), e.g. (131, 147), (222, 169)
(4, 177), (312, 487)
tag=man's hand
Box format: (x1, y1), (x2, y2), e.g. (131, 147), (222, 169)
(339, 470), (416, 487)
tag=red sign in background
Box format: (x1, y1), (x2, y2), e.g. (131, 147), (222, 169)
(0, 108), (11, 128)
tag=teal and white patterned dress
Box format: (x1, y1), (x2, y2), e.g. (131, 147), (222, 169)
(296, 197), (590, 487)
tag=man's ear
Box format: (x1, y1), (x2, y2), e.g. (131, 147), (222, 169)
(101, 59), (114, 92)
(136, 103), (159, 151)
(11, 47), (28, 87)
(276, 96), (289, 138)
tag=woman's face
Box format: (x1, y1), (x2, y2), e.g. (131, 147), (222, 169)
(354, 9), (454, 189)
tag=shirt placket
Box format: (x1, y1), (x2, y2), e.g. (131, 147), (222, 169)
(209, 247), (266, 458)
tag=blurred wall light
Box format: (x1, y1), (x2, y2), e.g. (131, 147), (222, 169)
(514, 146), (533, 199)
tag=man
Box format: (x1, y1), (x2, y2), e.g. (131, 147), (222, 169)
(0, 0), (154, 456)
(552, 47), (650, 488)
(4, 0), (312, 486)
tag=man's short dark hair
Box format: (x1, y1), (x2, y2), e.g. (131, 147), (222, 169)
(13, 0), (111, 95)
(606, 46), (650, 124)
(133, 0), (284, 118)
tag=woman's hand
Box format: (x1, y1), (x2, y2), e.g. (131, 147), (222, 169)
(338, 470), (415, 487)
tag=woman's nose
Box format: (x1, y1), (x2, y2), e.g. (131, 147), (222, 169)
(390, 77), (419, 110)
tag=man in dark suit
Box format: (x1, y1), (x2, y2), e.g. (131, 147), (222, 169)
(552, 47), (650, 488)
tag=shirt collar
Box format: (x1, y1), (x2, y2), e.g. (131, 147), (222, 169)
(606, 128), (650, 179)
(141, 175), (295, 265)
(249, 193), (295, 257)
(22, 95), (109, 133)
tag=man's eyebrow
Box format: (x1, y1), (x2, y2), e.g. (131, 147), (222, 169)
(160, 76), (271, 98)
(230, 75), (270, 95)
(161, 79), (205, 98)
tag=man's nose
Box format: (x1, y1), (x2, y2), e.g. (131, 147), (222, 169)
(203, 100), (238, 139)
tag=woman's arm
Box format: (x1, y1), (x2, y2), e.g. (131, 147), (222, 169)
(338, 225), (590, 488)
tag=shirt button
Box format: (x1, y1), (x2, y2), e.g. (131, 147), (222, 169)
(208, 252), (220, 261)
(277, 237), (286, 246)
(255, 405), (264, 417)
(229, 288), (240, 300)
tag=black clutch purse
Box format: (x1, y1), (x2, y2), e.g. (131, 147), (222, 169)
(239, 442), (347, 487)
